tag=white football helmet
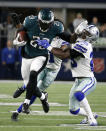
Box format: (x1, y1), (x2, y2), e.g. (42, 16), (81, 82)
(86, 25), (99, 42)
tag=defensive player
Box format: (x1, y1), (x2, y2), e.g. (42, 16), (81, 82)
(36, 24), (99, 126)
(13, 9), (64, 114)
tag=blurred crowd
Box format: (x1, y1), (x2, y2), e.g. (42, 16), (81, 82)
(0, 10), (106, 79)
(0, 11), (21, 79)
(68, 12), (106, 37)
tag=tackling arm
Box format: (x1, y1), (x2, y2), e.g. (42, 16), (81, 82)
(57, 20), (88, 44)
(57, 32), (77, 43)
(50, 46), (84, 60)
(51, 45), (70, 60)
(36, 37), (84, 60)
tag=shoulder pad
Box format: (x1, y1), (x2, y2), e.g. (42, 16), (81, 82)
(23, 15), (37, 29)
(54, 21), (64, 34)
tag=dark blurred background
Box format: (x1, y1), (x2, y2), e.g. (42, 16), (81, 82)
(0, 0), (106, 81)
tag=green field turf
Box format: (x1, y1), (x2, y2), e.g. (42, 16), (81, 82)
(0, 81), (106, 131)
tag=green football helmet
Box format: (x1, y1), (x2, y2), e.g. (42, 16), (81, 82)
(38, 8), (54, 32)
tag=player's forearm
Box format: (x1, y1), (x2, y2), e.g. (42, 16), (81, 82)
(57, 32), (77, 43)
(51, 48), (70, 60)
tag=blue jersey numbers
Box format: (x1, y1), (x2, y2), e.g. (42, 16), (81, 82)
(71, 58), (77, 68)
(49, 52), (54, 63)
(90, 52), (94, 72)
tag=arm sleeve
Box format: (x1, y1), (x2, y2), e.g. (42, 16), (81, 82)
(57, 32), (71, 43)
(57, 32), (77, 43)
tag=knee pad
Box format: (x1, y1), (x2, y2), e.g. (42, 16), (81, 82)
(74, 91), (85, 101)
(70, 108), (80, 115)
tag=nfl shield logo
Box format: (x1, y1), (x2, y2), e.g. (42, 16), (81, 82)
(93, 58), (105, 73)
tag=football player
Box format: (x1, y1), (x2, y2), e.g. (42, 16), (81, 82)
(13, 8), (64, 114)
(11, 37), (69, 121)
(36, 24), (99, 126)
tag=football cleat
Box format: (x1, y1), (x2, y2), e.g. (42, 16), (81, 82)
(88, 117), (98, 126)
(80, 117), (88, 124)
(80, 113), (98, 125)
(41, 92), (49, 113)
(22, 103), (30, 114)
(11, 112), (19, 121)
(13, 87), (25, 98)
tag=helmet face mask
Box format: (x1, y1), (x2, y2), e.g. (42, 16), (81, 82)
(80, 25), (99, 43)
(39, 20), (53, 32)
(85, 25), (99, 43)
(38, 9), (54, 32)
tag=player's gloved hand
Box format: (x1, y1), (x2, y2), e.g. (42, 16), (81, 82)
(13, 33), (27, 47)
(36, 40), (53, 51)
(75, 20), (88, 35)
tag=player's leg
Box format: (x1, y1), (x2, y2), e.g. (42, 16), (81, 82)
(38, 68), (60, 91)
(69, 79), (88, 117)
(12, 67), (59, 121)
(11, 69), (47, 121)
(13, 58), (31, 98)
(11, 58), (32, 121)
(21, 68), (58, 113)
(23, 56), (49, 113)
(78, 77), (98, 125)
(69, 77), (97, 126)
(11, 95), (36, 121)
(37, 68), (60, 109)
(13, 85), (26, 98)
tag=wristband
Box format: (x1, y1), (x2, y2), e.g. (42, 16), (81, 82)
(47, 46), (53, 51)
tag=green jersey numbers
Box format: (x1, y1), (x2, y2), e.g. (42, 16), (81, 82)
(23, 15), (64, 58)
(30, 36), (50, 50)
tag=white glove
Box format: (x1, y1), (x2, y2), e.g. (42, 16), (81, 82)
(75, 20), (88, 35)
(13, 33), (27, 47)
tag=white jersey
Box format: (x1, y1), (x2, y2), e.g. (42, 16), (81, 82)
(71, 39), (94, 77)
(46, 37), (68, 70)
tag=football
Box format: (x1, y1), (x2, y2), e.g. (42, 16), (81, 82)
(18, 31), (29, 42)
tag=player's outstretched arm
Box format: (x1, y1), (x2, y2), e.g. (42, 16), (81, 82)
(57, 32), (77, 43)
(51, 47), (70, 60)
(57, 20), (88, 43)
(36, 39), (70, 60)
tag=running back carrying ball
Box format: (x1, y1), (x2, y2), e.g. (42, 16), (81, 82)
(13, 31), (28, 46)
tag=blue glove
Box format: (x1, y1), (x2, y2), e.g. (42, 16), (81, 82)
(36, 39), (50, 49)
